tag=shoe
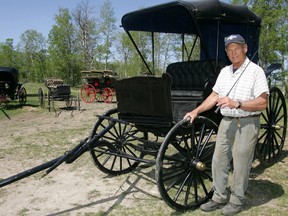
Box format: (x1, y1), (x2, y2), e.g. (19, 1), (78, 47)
(200, 200), (226, 212)
(221, 202), (243, 215)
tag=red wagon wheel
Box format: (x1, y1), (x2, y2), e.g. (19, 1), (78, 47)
(102, 87), (113, 103)
(80, 84), (96, 103)
(95, 88), (102, 102)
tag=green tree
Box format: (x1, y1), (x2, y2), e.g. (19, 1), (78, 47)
(0, 39), (16, 67)
(72, 0), (98, 70)
(116, 32), (144, 77)
(232, 0), (288, 94)
(48, 8), (80, 85)
(118, 31), (152, 76)
(98, 0), (117, 69)
(18, 30), (47, 82)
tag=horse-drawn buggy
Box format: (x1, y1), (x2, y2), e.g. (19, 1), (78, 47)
(38, 78), (80, 114)
(1, 0), (286, 212)
(80, 69), (116, 103)
(0, 67), (27, 106)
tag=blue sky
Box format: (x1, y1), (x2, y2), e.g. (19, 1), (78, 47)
(0, 0), (231, 45)
(0, 0), (174, 44)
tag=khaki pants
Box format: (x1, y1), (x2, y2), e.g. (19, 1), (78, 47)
(212, 116), (260, 205)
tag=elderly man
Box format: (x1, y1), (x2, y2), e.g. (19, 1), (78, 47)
(184, 34), (269, 215)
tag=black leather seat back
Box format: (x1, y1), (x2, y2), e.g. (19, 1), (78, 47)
(166, 61), (224, 121)
(114, 73), (173, 127)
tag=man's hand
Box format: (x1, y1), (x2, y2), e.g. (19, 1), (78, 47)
(183, 110), (198, 123)
(216, 96), (239, 109)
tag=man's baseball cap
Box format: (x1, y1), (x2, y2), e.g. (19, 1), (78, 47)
(225, 34), (245, 47)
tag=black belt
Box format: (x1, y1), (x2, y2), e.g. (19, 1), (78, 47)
(224, 114), (260, 119)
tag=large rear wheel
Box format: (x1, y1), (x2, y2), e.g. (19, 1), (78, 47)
(156, 116), (218, 210)
(256, 87), (287, 165)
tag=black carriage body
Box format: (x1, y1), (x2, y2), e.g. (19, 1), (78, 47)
(39, 78), (80, 113)
(45, 78), (71, 98)
(117, 0), (261, 132)
(0, 67), (22, 100)
(0, 67), (19, 99)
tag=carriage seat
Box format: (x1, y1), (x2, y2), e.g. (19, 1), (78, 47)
(113, 73), (173, 127)
(166, 60), (222, 121)
(45, 78), (71, 96)
(166, 61), (219, 97)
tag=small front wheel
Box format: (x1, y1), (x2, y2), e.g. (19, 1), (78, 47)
(38, 87), (45, 108)
(19, 87), (27, 106)
(80, 84), (96, 103)
(89, 108), (144, 175)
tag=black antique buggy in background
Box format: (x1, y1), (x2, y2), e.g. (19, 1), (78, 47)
(0, 0), (286, 212)
(80, 69), (116, 103)
(0, 67), (27, 106)
(38, 78), (80, 114)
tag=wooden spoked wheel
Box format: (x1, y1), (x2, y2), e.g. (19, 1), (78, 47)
(256, 87), (287, 165)
(65, 99), (72, 108)
(80, 84), (96, 103)
(38, 87), (45, 108)
(18, 87), (27, 106)
(95, 89), (102, 102)
(102, 87), (113, 103)
(156, 116), (218, 210)
(75, 94), (81, 111)
(89, 108), (145, 175)
(47, 91), (52, 112)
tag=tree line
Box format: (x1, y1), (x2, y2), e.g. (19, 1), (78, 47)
(0, 0), (287, 93)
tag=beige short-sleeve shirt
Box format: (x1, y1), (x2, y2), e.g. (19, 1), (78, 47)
(213, 57), (269, 117)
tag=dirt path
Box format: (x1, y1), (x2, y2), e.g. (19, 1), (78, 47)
(0, 103), (168, 216)
(1, 102), (287, 216)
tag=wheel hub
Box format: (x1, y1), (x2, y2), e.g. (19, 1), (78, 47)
(191, 159), (206, 171)
(116, 137), (126, 148)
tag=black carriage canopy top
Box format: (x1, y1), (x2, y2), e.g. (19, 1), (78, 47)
(0, 67), (19, 90)
(121, 0), (261, 64)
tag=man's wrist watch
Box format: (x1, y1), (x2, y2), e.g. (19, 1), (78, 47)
(236, 101), (242, 109)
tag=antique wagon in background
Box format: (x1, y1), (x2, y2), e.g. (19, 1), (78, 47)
(38, 78), (80, 114)
(0, 0), (286, 212)
(80, 69), (116, 103)
(0, 67), (27, 106)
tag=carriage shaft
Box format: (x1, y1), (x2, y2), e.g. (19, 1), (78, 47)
(0, 157), (62, 188)
(0, 116), (119, 188)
